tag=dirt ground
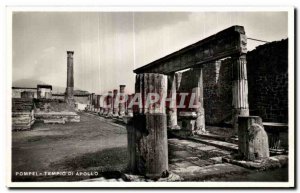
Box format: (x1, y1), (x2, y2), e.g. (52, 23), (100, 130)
(12, 112), (128, 182)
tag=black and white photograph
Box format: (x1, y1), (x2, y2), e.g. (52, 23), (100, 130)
(6, 6), (294, 188)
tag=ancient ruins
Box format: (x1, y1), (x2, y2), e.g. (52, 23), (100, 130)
(12, 25), (289, 182)
(12, 51), (80, 129)
(88, 26), (287, 180)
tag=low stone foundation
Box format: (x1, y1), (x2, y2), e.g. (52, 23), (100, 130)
(12, 98), (35, 130)
(222, 155), (288, 171)
(12, 111), (35, 131)
(35, 112), (80, 123)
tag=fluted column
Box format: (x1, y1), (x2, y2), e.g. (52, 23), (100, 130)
(232, 54), (250, 131)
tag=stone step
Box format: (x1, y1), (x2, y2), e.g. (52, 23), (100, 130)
(188, 136), (239, 152)
(197, 132), (238, 144)
(44, 118), (66, 124)
(188, 136), (286, 156)
(171, 163), (250, 181)
(222, 155), (288, 170)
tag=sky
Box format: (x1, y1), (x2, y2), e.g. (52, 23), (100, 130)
(12, 11), (288, 94)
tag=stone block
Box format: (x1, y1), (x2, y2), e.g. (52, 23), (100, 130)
(238, 116), (270, 161)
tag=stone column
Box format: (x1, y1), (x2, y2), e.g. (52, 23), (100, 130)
(91, 93), (95, 111)
(112, 89), (119, 117)
(167, 73), (179, 130)
(119, 85), (126, 117)
(232, 54), (250, 131)
(99, 95), (104, 115)
(238, 116), (269, 161)
(96, 95), (100, 112)
(102, 95), (108, 115)
(107, 91), (113, 117)
(193, 67), (205, 133)
(126, 94), (134, 117)
(129, 73), (169, 179)
(66, 51), (74, 101)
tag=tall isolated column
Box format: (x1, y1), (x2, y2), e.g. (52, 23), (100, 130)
(66, 51), (74, 102)
(129, 73), (169, 179)
(167, 73), (179, 130)
(232, 54), (250, 131)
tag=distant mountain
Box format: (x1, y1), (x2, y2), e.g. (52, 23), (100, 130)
(12, 79), (89, 94)
(12, 79), (47, 88)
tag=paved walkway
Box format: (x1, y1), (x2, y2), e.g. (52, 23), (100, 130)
(167, 138), (249, 181)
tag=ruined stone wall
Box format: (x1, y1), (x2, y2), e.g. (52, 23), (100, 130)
(34, 99), (75, 112)
(12, 88), (37, 98)
(176, 69), (199, 113)
(247, 39), (288, 123)
(12, 98), (35, 130)
(203, 61), (232, 125)
(177, 63), (232, 125)
(52, 94), (65, 100)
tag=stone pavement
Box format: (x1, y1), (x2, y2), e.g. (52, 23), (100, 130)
(81, 113), (288, 182)
(167, 138), (250, 181)
(83, 138), (249, 182)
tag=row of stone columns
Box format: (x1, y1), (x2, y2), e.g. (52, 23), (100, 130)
(165, 55), (249, 134)
(129, 54), (251, 179)
(95, 85), (134, 118)
(166, 67), (205, 134)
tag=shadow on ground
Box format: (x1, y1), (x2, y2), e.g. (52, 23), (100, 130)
(12, 147), (128, 182)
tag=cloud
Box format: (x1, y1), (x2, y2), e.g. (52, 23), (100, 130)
(42, 46), (56, 54)
(134, 12), (192, 34)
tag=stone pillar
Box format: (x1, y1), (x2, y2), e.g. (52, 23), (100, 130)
(112, 89), (119, 117)
(167, 73), (179, 130)
(119, 85), (126, 117)
(106, 91), (113, 117)
(193, 67), (205, 133)
(129, 73), (169, 179)
(91, 93), (95, 111)
(96, 95), (100, 112)
(66, 51), (74, 101)
(99, 95), (104, 115)
(126, 94), (134, 117)
(102, 95), (108, 115)
(238, 116), (269, 161)
(232, 54), (250, 131)
(126, 116), (135, 172)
